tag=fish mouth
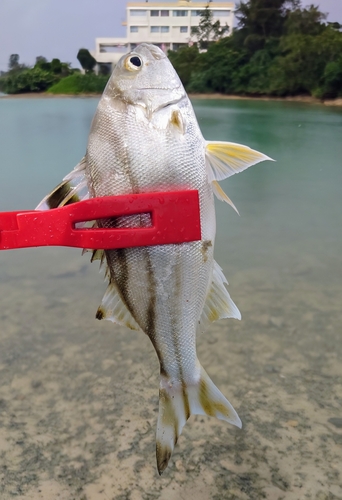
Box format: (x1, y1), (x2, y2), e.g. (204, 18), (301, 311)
(136, 86), (186, 112)
(139, 86), (186, 101)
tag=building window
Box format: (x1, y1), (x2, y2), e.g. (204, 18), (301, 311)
(161, 26), (169, 33)
(173, 10), (188, 17)
(130, 26), (138, 33)
(191, 10), (202, 16)
(130, 9), (147, 16)
(149, 9), (170, 18)
(150, 26), (160, 33)
(180, 26), (188, 33)
(213, 10), (231, 17)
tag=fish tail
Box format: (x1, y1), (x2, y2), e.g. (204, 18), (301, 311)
(156, 364), (241, 475)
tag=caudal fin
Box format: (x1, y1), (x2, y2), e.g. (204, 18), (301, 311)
(156, 364), (241, 475)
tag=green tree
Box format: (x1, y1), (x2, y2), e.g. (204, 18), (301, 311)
(269, 26), (342, 96)
(321, 58), (342, 97)
(51, 58), (62, 74)
(187, 37), (248, 93)
(235, 0), (299, 52)
(35, 56), (47, 65)
(168, 45), (201, 87)
(191, 5), (229, 50)
(8, 54), (20, 71)
(168, 0), (342, 98)
(0, 67), (57, 94)
(328, 22), (342, 31)
(285, 4), (327, 35)
(35, 56), (51, 72)
(98, 64), (111, 76)
(77, 48), (96, 73)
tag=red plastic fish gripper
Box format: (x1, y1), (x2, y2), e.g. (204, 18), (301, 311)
(0, 191), (201, 251)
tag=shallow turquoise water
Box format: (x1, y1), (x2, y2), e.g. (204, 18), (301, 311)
(193, 99), (342, 283)
(0, 97), (341, 286)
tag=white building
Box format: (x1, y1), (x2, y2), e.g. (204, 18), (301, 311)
(93, 1), (234, 69)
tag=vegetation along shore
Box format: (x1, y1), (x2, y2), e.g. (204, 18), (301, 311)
(1, 0), (341, 101)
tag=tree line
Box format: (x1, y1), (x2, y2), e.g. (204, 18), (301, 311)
(1, 1), (341, 98)
(169, 0), (342, 99)
(0, 49), (106, 95)
(0, 55), (76, 94)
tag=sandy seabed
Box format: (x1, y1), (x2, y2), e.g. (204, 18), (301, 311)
(0, 246), (341, 500)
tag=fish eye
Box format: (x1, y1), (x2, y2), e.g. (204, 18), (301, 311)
(125, 55), (142, 72)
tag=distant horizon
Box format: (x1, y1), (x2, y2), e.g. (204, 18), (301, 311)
(0, 0), (341, 72)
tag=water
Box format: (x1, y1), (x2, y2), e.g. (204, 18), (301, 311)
(0, 97), (341, 499)
(1, 98), (341, 275)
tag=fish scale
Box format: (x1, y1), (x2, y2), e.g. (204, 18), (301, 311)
(36, 43), (272, 475)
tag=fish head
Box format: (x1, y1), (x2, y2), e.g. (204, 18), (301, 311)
(104, 43), (186, 114)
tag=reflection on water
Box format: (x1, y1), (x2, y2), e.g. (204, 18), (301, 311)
(0, 97), (341, 499)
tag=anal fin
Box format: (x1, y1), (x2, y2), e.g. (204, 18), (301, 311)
(198, 261), (241, 334)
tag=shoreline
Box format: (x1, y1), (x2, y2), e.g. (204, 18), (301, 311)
(190, 94), (342, 107)
(0, 92), (101, 99)
(1, 92), (342, 106)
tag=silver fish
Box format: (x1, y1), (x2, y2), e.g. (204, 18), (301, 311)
(37, 43), (272, 474)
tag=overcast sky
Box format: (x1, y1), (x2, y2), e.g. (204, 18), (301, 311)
(0, 0), (341, 72)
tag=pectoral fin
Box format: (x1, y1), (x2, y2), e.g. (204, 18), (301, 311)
(205, 141), (273, 182)
(36, 157), (89, 210)
(36, 157), (104, 261)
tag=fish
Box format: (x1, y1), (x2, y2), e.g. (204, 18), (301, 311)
(37, 43), (272, 474)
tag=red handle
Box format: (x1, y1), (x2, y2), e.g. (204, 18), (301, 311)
(0, 191), (201, 250)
